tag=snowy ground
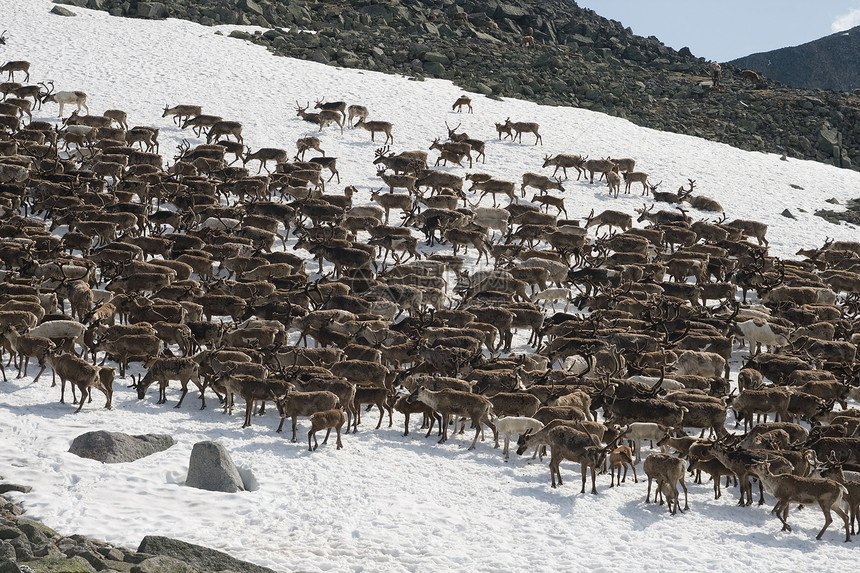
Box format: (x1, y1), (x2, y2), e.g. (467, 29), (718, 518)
(2, 2), (860, 572)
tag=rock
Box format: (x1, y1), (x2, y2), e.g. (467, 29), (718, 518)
(238, 0), (263, 17)
(17, 520), (57, 545)
(0, 559), (20, 573)
(781, 209), (796, 219)
(422, 51), (449, 65)
(0, 529), (21, 542)
(423, 61), (445, 75)
(63, 547), (106, 570)
(818, 122), (840, 153)
(136, 2), (167, 19)
(68, 431), (175, 464)
(309, 49), (329, 64)
(53, 0), (87, 6)
(494, 3), (529, 21)
(131, 554), (195, 573)
(0, 486), (30, 495)
(104, 559), (136, 572)
(8, 536), (31, 562)
(137, 536), (276, 573)
(25, 555), (98, 572)
(184, 442), (244, 493)
(473, 83), (493, 95)
(50, 6), (77, 16)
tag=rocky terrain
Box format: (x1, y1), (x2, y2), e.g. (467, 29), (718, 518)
(0, 431), (272, 573)
(0, 485), (275, 572)
(0, 478), (273, 573)
(732, 25), (860, 93)
(50, 0), (860, 171)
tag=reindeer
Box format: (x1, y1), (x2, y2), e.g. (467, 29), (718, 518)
(445, 122), (486, 163)
(677, 179), (724, 212)
(0, 61), (29, 82)
(346, 104), (369, 127)
(206, 120), (243, 144)
(296, 136), (324, 160)
(452, 95), (472, 113)
(406, 386), (497, 450)
(742, 69), (762, 86)
(495, 122), (513, 141)
(752, 461), (850, 541)
(521, 172), (564, 196)
(40, 81), (88, 117)
(355, 117), (393, 144)
(542, 153), (586, 180)
(162, 104), (202, 126)
(376, 166), (416, 196)
(181, 114), (222, 137)
(470, 178), (517, 207)
(430, 138), (471, 168)
(503, 118), (542, 145)
(583, 208), (632, 232)
(314, 98), (347, 119)
(244, 147), (287, 174)
(622, 171), (650, 195)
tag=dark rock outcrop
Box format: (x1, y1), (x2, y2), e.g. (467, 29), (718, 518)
(138, 536), (276, 573)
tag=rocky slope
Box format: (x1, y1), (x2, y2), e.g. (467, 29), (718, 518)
(0, 486), (275, 572)
(50, 0), (860, 171)
(731, 25), (860, 93)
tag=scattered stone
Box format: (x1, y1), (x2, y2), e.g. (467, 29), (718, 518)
(17, 520), (57, 545)
(50, 6), (77, 16)
(135, 2), (168, 19)
(0, 487), (30, 496)
(826, 197), (840, 204)
(780, 209), (796, 219)
(68, 431), (175, 464)
(131, 554), (195, 573)
(24, 555), (97, 572)
(184, 442), (245, 493)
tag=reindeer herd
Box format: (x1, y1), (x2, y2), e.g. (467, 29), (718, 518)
(3, 56), (860, 540)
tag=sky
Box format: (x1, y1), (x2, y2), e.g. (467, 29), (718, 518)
(576, 1), (860, 62)
(3, 1), (860, 572)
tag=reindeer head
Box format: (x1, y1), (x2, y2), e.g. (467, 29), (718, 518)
(445, 121), (462, 139)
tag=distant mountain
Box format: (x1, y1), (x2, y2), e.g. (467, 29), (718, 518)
(731, 27), (860, 92)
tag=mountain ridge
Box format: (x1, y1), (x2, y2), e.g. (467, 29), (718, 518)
(731, 25), (860, 93)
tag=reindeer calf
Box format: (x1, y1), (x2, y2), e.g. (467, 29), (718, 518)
(308, 407), (346, 451)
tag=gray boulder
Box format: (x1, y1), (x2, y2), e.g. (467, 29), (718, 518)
(50, 6), (77, 16)
(69, 431), (175, 464)
(136, 2), (167, 19)
(137, 536), (276, 573)
(184, 442), (244, 493)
